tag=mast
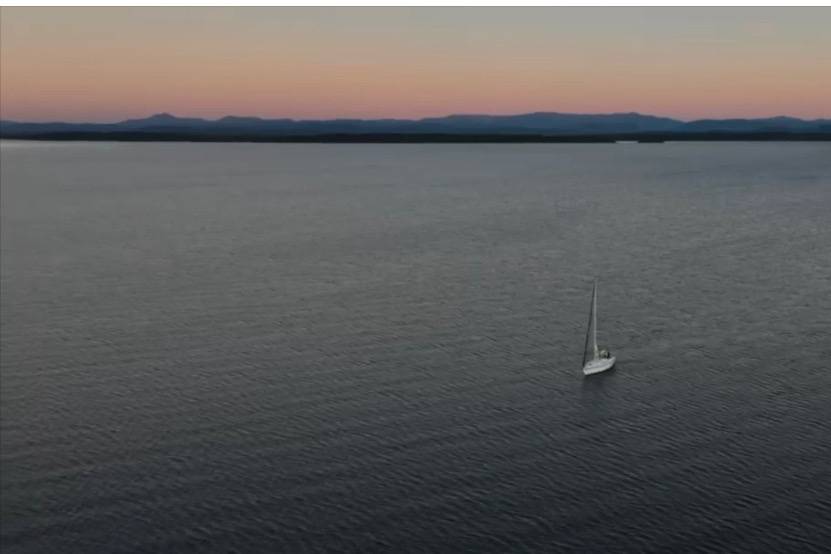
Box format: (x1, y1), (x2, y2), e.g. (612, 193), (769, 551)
(592, 280), (599, 358)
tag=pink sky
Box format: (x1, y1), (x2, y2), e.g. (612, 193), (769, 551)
(2, 7), (829, 122)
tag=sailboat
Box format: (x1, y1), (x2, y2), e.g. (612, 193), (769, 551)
(582, 280), (616, 376)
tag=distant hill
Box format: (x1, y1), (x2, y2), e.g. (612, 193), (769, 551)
(2, 111), (829, 141)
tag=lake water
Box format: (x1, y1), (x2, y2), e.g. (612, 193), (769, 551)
(2, 141), (830, 553)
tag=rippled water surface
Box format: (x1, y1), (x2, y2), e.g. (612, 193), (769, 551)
(2, 141), (830, 553)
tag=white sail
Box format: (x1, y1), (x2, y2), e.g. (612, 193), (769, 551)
(592, 280), (599, 359)
(581, 281), (597, 368)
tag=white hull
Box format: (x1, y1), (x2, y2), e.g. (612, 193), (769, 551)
(582, 356), (616, 376)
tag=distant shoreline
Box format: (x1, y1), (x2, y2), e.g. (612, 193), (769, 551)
(3, 131), (830, 143)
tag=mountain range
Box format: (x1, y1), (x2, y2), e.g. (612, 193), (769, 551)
(2, 112), (830, 140)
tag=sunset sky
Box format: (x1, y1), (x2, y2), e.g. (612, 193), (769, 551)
(1, 7), (829, 122)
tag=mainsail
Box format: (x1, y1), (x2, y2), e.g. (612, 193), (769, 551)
(581, 280), (599, 367)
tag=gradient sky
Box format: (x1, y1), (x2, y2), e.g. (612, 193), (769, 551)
(1, 7), (829, 122)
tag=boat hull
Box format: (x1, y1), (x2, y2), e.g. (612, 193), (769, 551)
(582, 356), (616, 376)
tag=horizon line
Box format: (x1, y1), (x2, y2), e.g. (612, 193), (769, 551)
(3, 110), (829, 125)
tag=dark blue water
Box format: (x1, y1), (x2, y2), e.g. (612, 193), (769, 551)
(2, 141), (830, 553)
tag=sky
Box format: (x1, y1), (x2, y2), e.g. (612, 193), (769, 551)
(1, 7), (829, 122)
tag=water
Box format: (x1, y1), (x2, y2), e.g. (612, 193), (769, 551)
(2, 141), (830, 553)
